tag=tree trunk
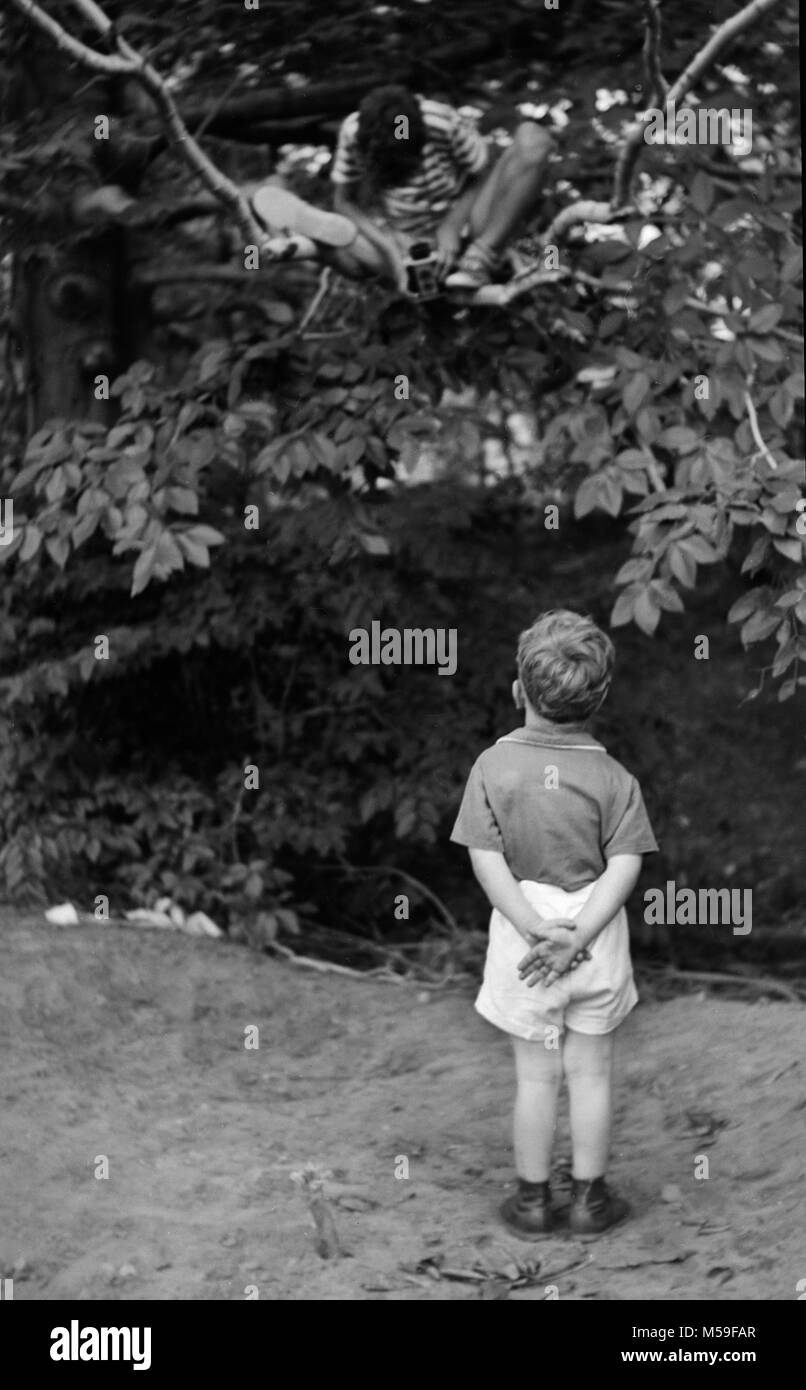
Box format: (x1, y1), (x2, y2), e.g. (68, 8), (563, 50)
(5, 19), (126, 429)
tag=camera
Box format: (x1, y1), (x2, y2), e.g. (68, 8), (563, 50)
(404, 240), (441, 300)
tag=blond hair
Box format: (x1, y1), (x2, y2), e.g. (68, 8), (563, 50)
(517, 610), (614, 723)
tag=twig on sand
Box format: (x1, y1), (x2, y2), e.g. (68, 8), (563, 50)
(270, 939), (405, 983)
(541, 1257), (591, 1285)
(291, 1168), (344, 1259)
(768, 1059), (800, 1083)
(639, 963), (803, 1003)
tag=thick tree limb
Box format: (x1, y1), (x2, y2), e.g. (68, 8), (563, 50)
(544, 200), (621, 244)
(131, 265), (295, 287)
(612, 0), (789, 206)
(12, 0), (266, 249)
(175, 23), (534, 133)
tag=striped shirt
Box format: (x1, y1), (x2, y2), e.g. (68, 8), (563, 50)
(330, 97), (489, 235)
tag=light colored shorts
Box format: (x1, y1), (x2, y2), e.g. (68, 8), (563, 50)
(475, 877), (638, 1041)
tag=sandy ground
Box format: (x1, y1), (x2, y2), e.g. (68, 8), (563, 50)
(1, 910), (804, 1302)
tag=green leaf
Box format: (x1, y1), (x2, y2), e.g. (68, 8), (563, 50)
(678, 534), (719, 564)
(177, 533), (210, 568)
(668, 542), (697, 588)
(598, 473), (623, 517)
(615, 557), (654, 585)
(611, 591), (636, 630)
(167, 487), (200, 515)
(663, 283), (690, 316)
(614, 449), (651, 471)
(131, 544), (157, 597)
(633, 587), (661, 636)
(573, 475), (602, 519)
(748, 303), (783, 333)
(45, 534), (69, 568)
(184, 524), (226, 547)
(740, 609), (780, 644)
(773, 537), (804, 563)
(651, 580), (684, 613)
(20, 524), (42, 561)
(622, 372), (651, 416)
(741, 535), (771, 574)
(198, 343), (231, 382)
(45, 468), (67, 503)
(262, 301), (295, 326)
(768, 390), (794, 430)
(656, 427), (701, 453)
(72, 511), (101, 548)
(773, 590), (801, 612)
(747, 337), (785, 364)
(727, 591), (764, 624)
(154, 531), (185, 575)
(360, 533), (391, 557)
(690, 171), (714, 216)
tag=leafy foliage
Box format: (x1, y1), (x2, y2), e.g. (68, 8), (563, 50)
(0, 0), (802, 949)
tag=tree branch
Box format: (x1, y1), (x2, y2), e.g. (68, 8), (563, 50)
(544, 199), (621, 244)
(642, 0), (668, 104)
(10, 0), (135, 73)
(13, 0), (267, 250)
(743, 388), (779, 469)
(612, 0), (788, 206)
(131, 265), (291, 287)
(174, 23), (534, 133)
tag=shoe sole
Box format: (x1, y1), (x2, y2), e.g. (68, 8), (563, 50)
(500, 1198), (560, 1240)
(500, 1220), (555, 1241)
(251, 187), (356, 248)
(569, 1203), (631, 1240)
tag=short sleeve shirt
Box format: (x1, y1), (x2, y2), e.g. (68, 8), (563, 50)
(331, 97), (489, 235)
(450, 724), (658, 891)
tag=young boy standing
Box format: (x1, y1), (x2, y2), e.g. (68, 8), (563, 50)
(451, 610), (658, 1238)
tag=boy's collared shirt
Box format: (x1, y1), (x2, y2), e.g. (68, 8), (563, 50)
(330, 97), (489, 235)
(450, 723), (658, 892)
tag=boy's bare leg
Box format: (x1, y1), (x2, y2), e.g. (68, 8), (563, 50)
(563, 1028), (616, 1180)
(323, 237), (389, 279)
(249, 178), (395, 282)
(467, 122), (553, 255)
(511, 1035), (562, 1182)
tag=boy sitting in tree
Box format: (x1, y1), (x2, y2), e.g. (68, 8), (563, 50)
(253, 85), (553, 294)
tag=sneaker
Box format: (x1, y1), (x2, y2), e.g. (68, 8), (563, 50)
(568, 1177), (630, 1237)
(444, 240), (502, 291)
(251, 185), (356, 249)
(500, 1180), (554, 1239)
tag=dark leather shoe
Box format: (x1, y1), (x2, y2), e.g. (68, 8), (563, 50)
(569, 1177), (630, 1236)
(500, 1181), (554, 1238)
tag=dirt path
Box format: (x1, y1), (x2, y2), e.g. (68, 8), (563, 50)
(1, 911), (803, 1301)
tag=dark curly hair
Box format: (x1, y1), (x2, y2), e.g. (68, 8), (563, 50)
(355, 85), (426, 192)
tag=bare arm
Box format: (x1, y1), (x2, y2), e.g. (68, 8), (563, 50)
(570, 854), (643, 951)
(332, 184), (400, 257)
(518, 853), (643, 988)
(469, 847), (565, 943)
